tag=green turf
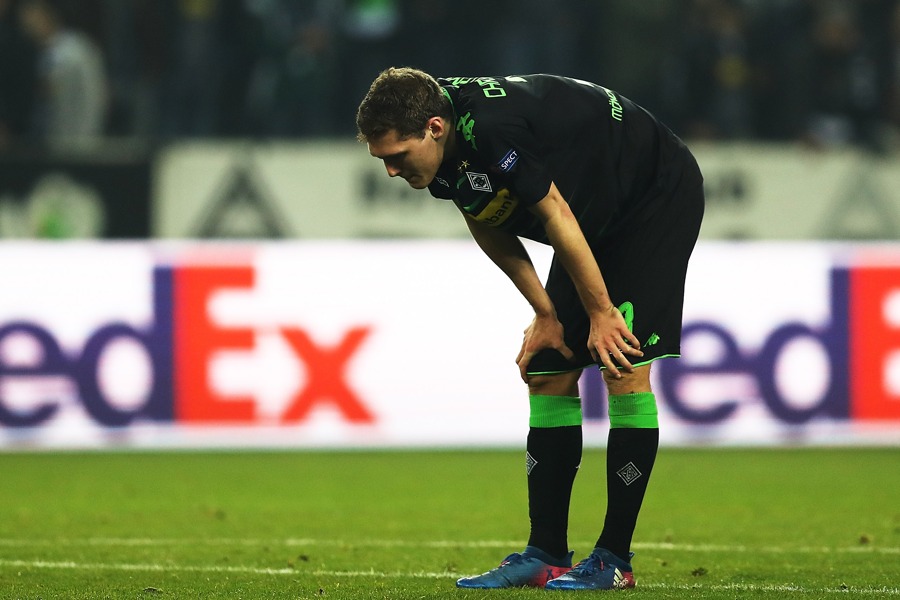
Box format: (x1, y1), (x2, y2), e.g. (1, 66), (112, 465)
(0, 448), (898, 599)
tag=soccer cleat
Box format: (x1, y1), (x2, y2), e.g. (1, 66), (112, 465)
(455, 547), (573, 589)
(544, 547), (636, 591)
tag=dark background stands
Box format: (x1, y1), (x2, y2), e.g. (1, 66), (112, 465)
(0, 0), (897, 151)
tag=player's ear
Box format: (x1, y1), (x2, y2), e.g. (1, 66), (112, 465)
(426, 116), (445, 141)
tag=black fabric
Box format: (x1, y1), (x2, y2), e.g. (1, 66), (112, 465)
(525, 425), (583, 558)
(428, 74), (703, 246)
(528, 178), (705, 374)
(423, 75), (705, 375)
(595, 427), (660, 560)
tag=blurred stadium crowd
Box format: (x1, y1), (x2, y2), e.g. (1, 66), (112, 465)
(1, 0), (899, 153)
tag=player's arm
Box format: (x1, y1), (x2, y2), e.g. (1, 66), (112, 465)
(458, 206), (575, 382)
(528, 182), (643, 376)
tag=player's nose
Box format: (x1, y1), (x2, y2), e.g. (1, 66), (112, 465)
(385, 164), (401, 177)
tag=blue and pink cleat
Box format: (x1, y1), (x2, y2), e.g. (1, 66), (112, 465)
(455, 546), (573, 589)
(544, 547), (636, 591)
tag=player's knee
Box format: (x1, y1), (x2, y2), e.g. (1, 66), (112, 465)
(603, 365), (652, 396)
(527, 372), (583, 428)
(527, 372), (580, 397)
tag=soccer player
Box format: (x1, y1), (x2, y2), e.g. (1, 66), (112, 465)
(356, 67), (704, 591)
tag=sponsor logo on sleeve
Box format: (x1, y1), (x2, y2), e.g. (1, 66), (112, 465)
(496, 148), (519, 173)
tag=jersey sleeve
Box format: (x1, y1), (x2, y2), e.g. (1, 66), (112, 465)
(477, 109), (553, 206)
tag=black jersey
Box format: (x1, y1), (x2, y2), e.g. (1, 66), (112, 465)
(427, 75), (702, 244)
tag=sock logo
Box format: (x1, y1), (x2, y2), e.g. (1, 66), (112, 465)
(525, 451), (538, 475)
(616, 461), (642, 485)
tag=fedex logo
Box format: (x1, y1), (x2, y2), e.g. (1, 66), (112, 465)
(582, 265), (900, 424)
(0, 266), (374, 427)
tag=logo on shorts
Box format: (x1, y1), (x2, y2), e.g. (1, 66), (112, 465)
(618, 301), (634, 333)
(616, 461), (642, 485)
(466, 172), (492, 192)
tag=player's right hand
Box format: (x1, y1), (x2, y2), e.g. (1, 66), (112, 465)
(516, 313), (575, 383)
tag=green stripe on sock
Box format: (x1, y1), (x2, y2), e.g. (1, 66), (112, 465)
(608, 392), (658, 428)
(529, 394), (583, 428)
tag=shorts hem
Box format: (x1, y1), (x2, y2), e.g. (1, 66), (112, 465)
(526, 353), (680, 376)
(599, 353), (681, 371)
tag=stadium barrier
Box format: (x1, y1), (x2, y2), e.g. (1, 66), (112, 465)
(153, 141), (900, 240)
(1, 241), (898, 449)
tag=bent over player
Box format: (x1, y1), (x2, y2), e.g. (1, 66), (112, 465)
(356, 67), (704, 591)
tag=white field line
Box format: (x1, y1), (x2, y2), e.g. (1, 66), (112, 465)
(0, 537), (897, 555)
(0, 558), (898, 596)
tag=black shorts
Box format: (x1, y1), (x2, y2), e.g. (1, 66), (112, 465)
(526, 178), (705, 375)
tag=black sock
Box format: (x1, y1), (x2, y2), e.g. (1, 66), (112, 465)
(525, 425), (582, 559)
(595, 427), (659, 561)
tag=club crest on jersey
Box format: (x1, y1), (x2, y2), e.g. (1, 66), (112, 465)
(496, 148), (519, 173)
(466, 172), (492, 192)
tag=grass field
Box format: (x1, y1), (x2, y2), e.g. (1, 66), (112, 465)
(0, 448), (898, 599)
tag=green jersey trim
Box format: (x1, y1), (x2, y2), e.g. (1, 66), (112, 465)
(525, 353), (680, 377)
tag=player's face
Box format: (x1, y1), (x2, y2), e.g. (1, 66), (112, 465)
(367, 128), (442, 189)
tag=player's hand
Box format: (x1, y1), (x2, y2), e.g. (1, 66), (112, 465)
(516, 314), (575, 383)
(589, 305), (643, 378)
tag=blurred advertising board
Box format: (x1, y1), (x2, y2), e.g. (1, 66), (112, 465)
(0, 241), (898, 449)
(153, 141), (900, 240)
(0, 149), (151, 239)
(153, 141), (467, 240)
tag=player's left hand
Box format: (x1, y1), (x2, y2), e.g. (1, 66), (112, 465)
(589, 305), (643, 378)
